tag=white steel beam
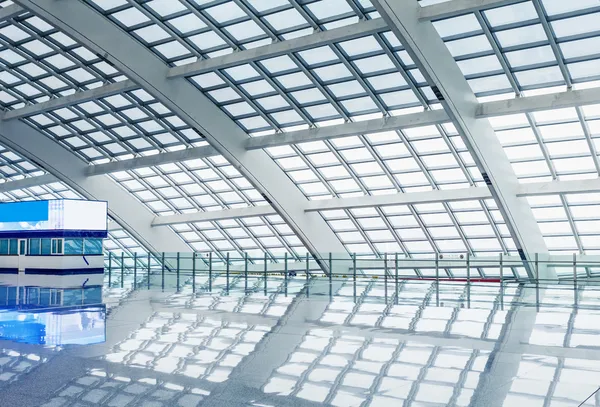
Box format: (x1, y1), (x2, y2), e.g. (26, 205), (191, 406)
(0, 174), (58, 193)
(419, 0), (524, 21)
(478, 87), (600, 118)
(17, 0), (348, 269)
(0, 4), (25, 21)
(152, 205), (277, 226)
(1, 80), (138, 120)
(245, 110), (449, 150)
(373, 0), (552, 279)
(517, 178), (600, 197)
(168, 18), (388, 79)
(0, 118), (191, 254)
(148, 177), (600, 225)
(305, 186), (492, 212)
(86, 145), (218, 176)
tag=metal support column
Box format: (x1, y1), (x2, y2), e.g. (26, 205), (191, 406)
(133, 252), (137, 290)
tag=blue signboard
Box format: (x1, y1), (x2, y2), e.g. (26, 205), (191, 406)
(0, 200), (108, 238)
(0, 201), (49, 223)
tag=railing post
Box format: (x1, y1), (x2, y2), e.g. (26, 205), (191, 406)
(147, 252), (151, 290)
(435, 255), (440, 307)
(108, 252), (112, 288)
(264, 252), (267, 296)
(329, 252), (333, 299)
(120, 252), (124, 289)
(535, 253), (539, 310)
(209, 252), (212, 292)
(133, 252), (137, 290)
(284, 252), (288, 298)
(192, 253), (196, 294)
(353, 253), (357, 302)
(573, 252), (577, 306)
(384, 253), (388, 303)
(305, 253), (310, 297)
(161, 252), (165, 291)
(176, 252), (180, 293)
(226, 252), (230, 296)
(244, 252), (248, 293)
(466, 252), (470, 308)
(395, 252), (399, 305)
(499, 253), (503, 311)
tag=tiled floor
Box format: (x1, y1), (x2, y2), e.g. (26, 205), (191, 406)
(2, 277), (600, 406)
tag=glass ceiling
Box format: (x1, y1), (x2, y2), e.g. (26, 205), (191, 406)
(0, 0), (600, 270)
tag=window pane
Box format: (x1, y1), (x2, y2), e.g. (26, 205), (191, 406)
(41, 239), (51, 255)
(9, 239), (18, 255)
(0, 240), (7, 255)
(29, 239), (41, 255)
(84, 239), (103, 255)
(64, 239), (84, 255)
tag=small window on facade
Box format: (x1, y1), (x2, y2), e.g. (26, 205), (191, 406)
(51, 238), (63, 255)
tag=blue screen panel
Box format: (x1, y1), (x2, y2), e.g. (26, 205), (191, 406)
(0, 201), (49, 223)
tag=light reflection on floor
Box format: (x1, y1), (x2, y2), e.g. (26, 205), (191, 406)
(2, 278), (600, 406)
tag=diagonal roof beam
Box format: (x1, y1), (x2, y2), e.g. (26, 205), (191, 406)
(419, 0), (525, 21)
(374, 0), (552, 279)
(149, 177), (600, 225)
(517, 177), (600, 197)
(0, 118), (191, 254)
(0, 174), (58, 193)
(86, 145), (218, 176)
(83, 87), (600, 177)
(0, 4), (25, 21)
(1, 80), (138, 120)
(168, 18), (388, 79)
(305, 186), (492, 212)
(152, 205), (277, 226)
(478, 87), (600, 118)
(17, 0), (348, 272)
(245, 110), (448, 150)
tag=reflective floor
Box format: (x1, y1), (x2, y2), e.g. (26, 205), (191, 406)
(3, 277), (600, 407)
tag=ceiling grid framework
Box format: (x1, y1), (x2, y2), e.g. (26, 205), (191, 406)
(11, 0), (351, 272)
(0, 0), (597, 277)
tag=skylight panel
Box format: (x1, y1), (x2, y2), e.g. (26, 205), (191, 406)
(208, 87), (240, 103)
(313, 63), (353, 82)
(275, 72), (313, 89)
(224, 64), (260, 81)
(505, 46), (555, 68)
(112, 7), (151, 27)
(167, 13), (207, 34)
(467, 74), (512, 94)
(225, 20), (265, 42)
(354, 54), (396, 75)
(484, 1), (538, 26)
(542, 0), (600, 15)
(306, 0), (354, 20)
(445, 35), (491, 58)
(380, 90), (420, 109)
(290, 88), (326, 104)
(259, 55), (297, 74)
(433, 14), (481, 38)
(568, 61), (600, 82)
(551, 13), (600, 38)
(263, 8), (307, 32)
(154, 41), (190, 59)
(457, 55), (502, 76)
(514, 66), (565, 87)
(146, 0), (187, 17)
(134, 25), (171, 43)
(494, 25), (547, 48)
(341, 96), (378, 114)
(188, 31), (228, 51)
